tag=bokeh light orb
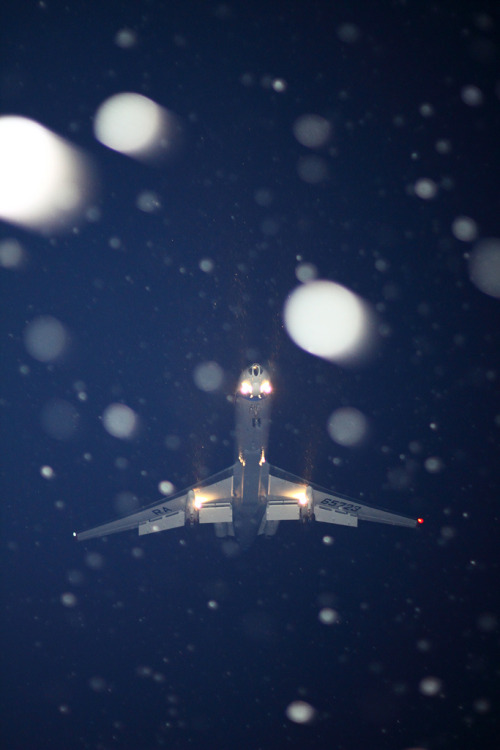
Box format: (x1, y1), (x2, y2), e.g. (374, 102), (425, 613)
(94, 93), (163, 154)
(102, 403), (140, 439)
(0, 116), (93, 232)
(94, 93), (181, 161)
(283, 280), (373, 363)
(468, 238), (500, 299)
(23, 315), (69, 362)
(327, 407), (369, 447)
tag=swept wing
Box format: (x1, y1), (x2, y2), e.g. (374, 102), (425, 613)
(74, 463), (420, 542)
(263, 465), (420, 531)
(74, 466), (235, 541)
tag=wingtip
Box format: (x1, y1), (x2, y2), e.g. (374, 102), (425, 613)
(73, 531), (79, 540)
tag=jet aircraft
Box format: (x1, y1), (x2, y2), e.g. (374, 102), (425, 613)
(74, 364), (423, 548)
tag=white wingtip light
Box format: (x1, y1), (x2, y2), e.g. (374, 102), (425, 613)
(283, 280), (377, 365)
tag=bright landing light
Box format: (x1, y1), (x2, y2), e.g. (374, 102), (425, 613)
(260, 380), (272, 394)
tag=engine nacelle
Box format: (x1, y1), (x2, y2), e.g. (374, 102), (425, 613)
(299, 485), (314, 521)
(185, 490), (199, 525)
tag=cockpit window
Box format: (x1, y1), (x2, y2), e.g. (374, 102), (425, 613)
(250, 365), (262, 377)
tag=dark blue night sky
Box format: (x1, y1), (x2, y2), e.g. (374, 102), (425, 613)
(1, 2), (499, 749)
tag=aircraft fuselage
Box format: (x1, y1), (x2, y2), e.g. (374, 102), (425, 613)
(232, 364), (272, 549)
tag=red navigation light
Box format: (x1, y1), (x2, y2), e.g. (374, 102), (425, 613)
(417, 517), (424, 525)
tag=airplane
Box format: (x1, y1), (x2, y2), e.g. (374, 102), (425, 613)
(74, 363), (423, 549)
